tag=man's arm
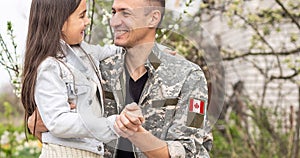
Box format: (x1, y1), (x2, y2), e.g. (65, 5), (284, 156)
(28, 109), (48, 142)
(114, 103), (171, 158)
(164, 68), (211, 157)
(27, 103), (77, 142)
(114, 68), (211, 157)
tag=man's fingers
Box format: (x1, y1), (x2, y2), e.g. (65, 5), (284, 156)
(28, 111), (36, 134)
(120, 114), (139, 131)
(70, 102), (76, 109)
(124, 102), (140, 111)
(114, 121), (126, 137)
(28, 109), (48, 135)
(35, 132), (43, 142)
(125, 111), (145, 124)
(123, 102), (145, 124)
(114, 116), (135, 138)
(163, 48), (177, 56)
(35, 110), (48, 132)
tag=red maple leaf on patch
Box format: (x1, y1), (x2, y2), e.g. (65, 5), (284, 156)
(194, 103), (200, 109)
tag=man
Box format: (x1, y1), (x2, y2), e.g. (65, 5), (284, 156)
(28, 0), (213, 157)
(100, 0), (212, 157)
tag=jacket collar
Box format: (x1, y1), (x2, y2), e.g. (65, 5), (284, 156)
(144, 43), (162, 77)
(110, 43), (163, 106)
(59, 40), (88, 73)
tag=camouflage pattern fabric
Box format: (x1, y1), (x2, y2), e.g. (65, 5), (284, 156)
(100, 43), (212, 158)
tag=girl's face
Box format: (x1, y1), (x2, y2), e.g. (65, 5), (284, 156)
(61, 0), (90, 45)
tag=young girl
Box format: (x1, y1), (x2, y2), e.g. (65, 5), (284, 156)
(21, 0), (123, 157)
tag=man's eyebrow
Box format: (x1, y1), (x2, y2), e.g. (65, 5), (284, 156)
(112, 7), (132, 13)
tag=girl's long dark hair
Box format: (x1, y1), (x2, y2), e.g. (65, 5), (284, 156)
(21, 0), (81, 137)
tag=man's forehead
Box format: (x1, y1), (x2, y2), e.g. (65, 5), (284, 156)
(112, 0), (147, 9)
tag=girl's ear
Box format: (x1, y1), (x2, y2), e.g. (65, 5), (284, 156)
(147, 10), (161, 28)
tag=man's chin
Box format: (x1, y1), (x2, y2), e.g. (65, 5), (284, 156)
(114, 40), (128, 47)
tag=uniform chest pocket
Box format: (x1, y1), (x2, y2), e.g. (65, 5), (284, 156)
(144, 98), (179, 139)
(151, 98), (179, 124)
(152, 98), (179, 108)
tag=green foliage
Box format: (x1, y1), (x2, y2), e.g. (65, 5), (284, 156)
(86, 0), (113, 45)
(0, 102), (41, 158)
(211, 101), (299, 158)
(0, 22), (21, 97)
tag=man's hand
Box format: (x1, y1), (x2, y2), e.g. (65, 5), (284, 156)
(121, 102), (144, 124)
(114, 102), (144, 138)
(28, 102), (75, 142)
(28, 109), (48, 142)
(164, 48), (177, 56)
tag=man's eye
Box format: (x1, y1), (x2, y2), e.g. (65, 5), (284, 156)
(122, 12), (130, 16)
(111, 10), (116, 15)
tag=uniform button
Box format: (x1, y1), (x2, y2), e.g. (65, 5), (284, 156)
(89, 99), (93, 105)
(97, 145), (102, 151)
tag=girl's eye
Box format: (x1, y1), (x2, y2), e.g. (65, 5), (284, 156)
(79, 13), (87, 19)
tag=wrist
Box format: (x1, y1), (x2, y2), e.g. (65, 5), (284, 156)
(128, 126), (146, 139)
(127, 128), (167, 153)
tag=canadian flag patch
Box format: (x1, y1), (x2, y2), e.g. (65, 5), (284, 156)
(189, 98), (206, 115)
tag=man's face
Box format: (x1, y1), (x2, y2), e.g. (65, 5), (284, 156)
(110, 0), (154, 48)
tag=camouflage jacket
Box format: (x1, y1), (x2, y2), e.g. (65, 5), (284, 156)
(100, 43), (212, 158)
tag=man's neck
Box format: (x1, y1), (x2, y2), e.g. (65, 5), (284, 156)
(125, 42), (155, 81)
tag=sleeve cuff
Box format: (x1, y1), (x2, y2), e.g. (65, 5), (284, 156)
(106, 115), (120, 138)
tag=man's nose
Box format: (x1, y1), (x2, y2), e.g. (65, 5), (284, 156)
(110, 13), (122, 27)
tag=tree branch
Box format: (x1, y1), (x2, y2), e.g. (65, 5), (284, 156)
(235, 13), (275, 53)
(270, 69), (300, 80)
(222, 47), (300, 61)
(275, 0), (300, 30)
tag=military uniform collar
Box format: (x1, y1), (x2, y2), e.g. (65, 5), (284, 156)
(144, 43), (162, 76)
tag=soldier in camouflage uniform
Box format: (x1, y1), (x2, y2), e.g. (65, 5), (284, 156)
(100, 0), (213, 157)
(27, 0), (213, 157)
(101, 45), (212, 158)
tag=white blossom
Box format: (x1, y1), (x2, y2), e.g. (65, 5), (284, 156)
(0, 131), (10, 145)
(14, 131), (26, 143)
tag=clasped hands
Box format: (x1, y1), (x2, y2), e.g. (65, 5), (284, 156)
(113, 102), (145, 138)
(27, 102), (145, 141)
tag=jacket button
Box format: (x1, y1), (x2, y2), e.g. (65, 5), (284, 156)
(89, 99), (93, 105)
(97, 145), (102, 151)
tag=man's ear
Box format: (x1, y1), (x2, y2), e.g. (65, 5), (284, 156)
(147, 10), (161, 28)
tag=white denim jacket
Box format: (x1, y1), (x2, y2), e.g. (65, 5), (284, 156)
(35, 41), (121, 155)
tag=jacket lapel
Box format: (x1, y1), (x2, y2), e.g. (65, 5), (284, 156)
(63, 43), (89, 74)
(79, 42), (106, 114)
(109, 53), (126, 110)
(138, 48), (162, 106)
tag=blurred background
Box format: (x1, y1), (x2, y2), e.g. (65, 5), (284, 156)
(0, 0), (299, 157)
